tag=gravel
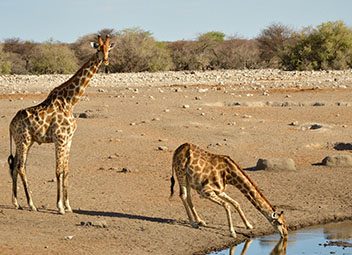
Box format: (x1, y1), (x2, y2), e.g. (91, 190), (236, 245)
(1, 69), (352, 93)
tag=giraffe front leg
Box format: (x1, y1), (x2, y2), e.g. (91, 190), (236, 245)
(63, 171), (72, 213)
(62, 139), (73, 213)
(206, 191), (237, 238)
(219, 192), (253, 230)
(56, 172), (65, 215)
(55, 143), (67, 215)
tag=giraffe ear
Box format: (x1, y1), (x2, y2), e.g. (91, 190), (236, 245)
(90, 42), (99, 49)
(109, 43), (115, 50)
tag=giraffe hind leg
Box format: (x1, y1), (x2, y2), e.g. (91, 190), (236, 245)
(15, 142), (37, 211)
(10, 156), (21, 209)
(186, 184), (206, 226)
(179, 184), (199, 228)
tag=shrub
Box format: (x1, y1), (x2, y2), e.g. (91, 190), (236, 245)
(29, 41), (78, 74)
(2, 38), (36, 74)
(282, 21), (352, 70)
(168, 40), (201, 71)
(214, 38), (261, 69)
(0, 46), (12, 74)
(111, 28), (173, 72)
(256, 23), (294, 68)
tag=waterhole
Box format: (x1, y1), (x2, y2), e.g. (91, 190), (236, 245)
(209, 220), (352, 255)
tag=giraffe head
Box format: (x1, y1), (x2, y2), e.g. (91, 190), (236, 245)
(271, 211), (288, 238)
(91, 35), (115, 65)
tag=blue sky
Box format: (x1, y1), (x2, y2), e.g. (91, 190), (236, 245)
(0, 0), (351, 43)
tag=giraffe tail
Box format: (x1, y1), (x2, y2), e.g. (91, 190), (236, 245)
(8, 129), (15, 176)
(169, 155), (177, 199)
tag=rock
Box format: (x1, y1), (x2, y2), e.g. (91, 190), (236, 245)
(312, 102), (325, 106)
(322, 155), (352, 167)
(80, 220), (108, 228)
(182, 104), (190, 109)
(158, 146), (168, 151)
(333, 142), (352, 151)
(289, 121), (299, 126)
(120, 167), (131, 173)
(64, 236), (74, 240)
(256, 158), (296, 171)
(310, 124), (323, 130)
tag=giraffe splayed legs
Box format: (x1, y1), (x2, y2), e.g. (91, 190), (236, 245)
(170, 143), (288, 238)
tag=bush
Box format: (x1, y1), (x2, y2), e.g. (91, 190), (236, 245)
(111, 28), (173, 72)
(0, 46), (12, 74)
(2, 38), (36, 74)
(214, 38), (261, 69)
(168, 40), (201, 71)
(282, 21), (352, 70)
(256, 23), (294, 68)
(29, 41), (79, 74)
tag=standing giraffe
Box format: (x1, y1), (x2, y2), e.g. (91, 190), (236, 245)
(8, 35), (114, 214)
(170, 143), (288, 238)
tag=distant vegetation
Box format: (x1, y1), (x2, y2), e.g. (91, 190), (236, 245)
(1, 21), (352, 74)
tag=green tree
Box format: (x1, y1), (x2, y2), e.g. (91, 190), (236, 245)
(282, 21), (352, 70)
(111, 28), (173, 72)
(0, 45), (12, 74)
(195, 31), (226, 70)
(29, 41), (78, 74)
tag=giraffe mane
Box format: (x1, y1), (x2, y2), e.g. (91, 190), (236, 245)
(225, 156), (275, 211)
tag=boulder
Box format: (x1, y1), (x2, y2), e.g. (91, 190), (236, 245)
(256, 158), (296, 171)
(322, 155), (352, 167)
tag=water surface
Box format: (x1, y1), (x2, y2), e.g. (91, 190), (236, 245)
(209, 221), (352, 255)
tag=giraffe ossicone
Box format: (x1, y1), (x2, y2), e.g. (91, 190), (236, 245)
(170, 143), (288, 238)
(8, 35), (114, 214)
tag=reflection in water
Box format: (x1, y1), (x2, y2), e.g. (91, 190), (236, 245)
(227, 238), (287, 255)
(210, 221), (352, 255)
(324, 221), (352, 240)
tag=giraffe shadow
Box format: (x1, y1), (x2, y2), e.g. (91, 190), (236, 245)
(73, 209), (178, 226)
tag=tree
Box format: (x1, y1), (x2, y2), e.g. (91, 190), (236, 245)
(111, 28), (173, 72)
(257, 23), (294, 68)
(0, 45), (12, 74)
(282, 21), (352, 70)
(29, 41), (78, 74)
(215, 38), (260, 69)
(2, 38), (36, 74)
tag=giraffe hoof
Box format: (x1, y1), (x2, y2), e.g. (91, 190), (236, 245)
(65, 207), (73, 213)
(230, 232), (237, 238)
(30, 206), (38, 212)
(58, 209), (65, 215)
(198, 220), (207, 227)
(246, 223), (254, 230)
(16, 205), (23, 210)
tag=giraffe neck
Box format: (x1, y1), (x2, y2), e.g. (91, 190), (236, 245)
(227, 159), (275, 221)
(46, 53), (102, 109)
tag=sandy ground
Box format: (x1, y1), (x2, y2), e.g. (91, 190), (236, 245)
(0, 81), (351, 254)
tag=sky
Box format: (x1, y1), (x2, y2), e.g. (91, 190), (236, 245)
(0, 0), (351, 43)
